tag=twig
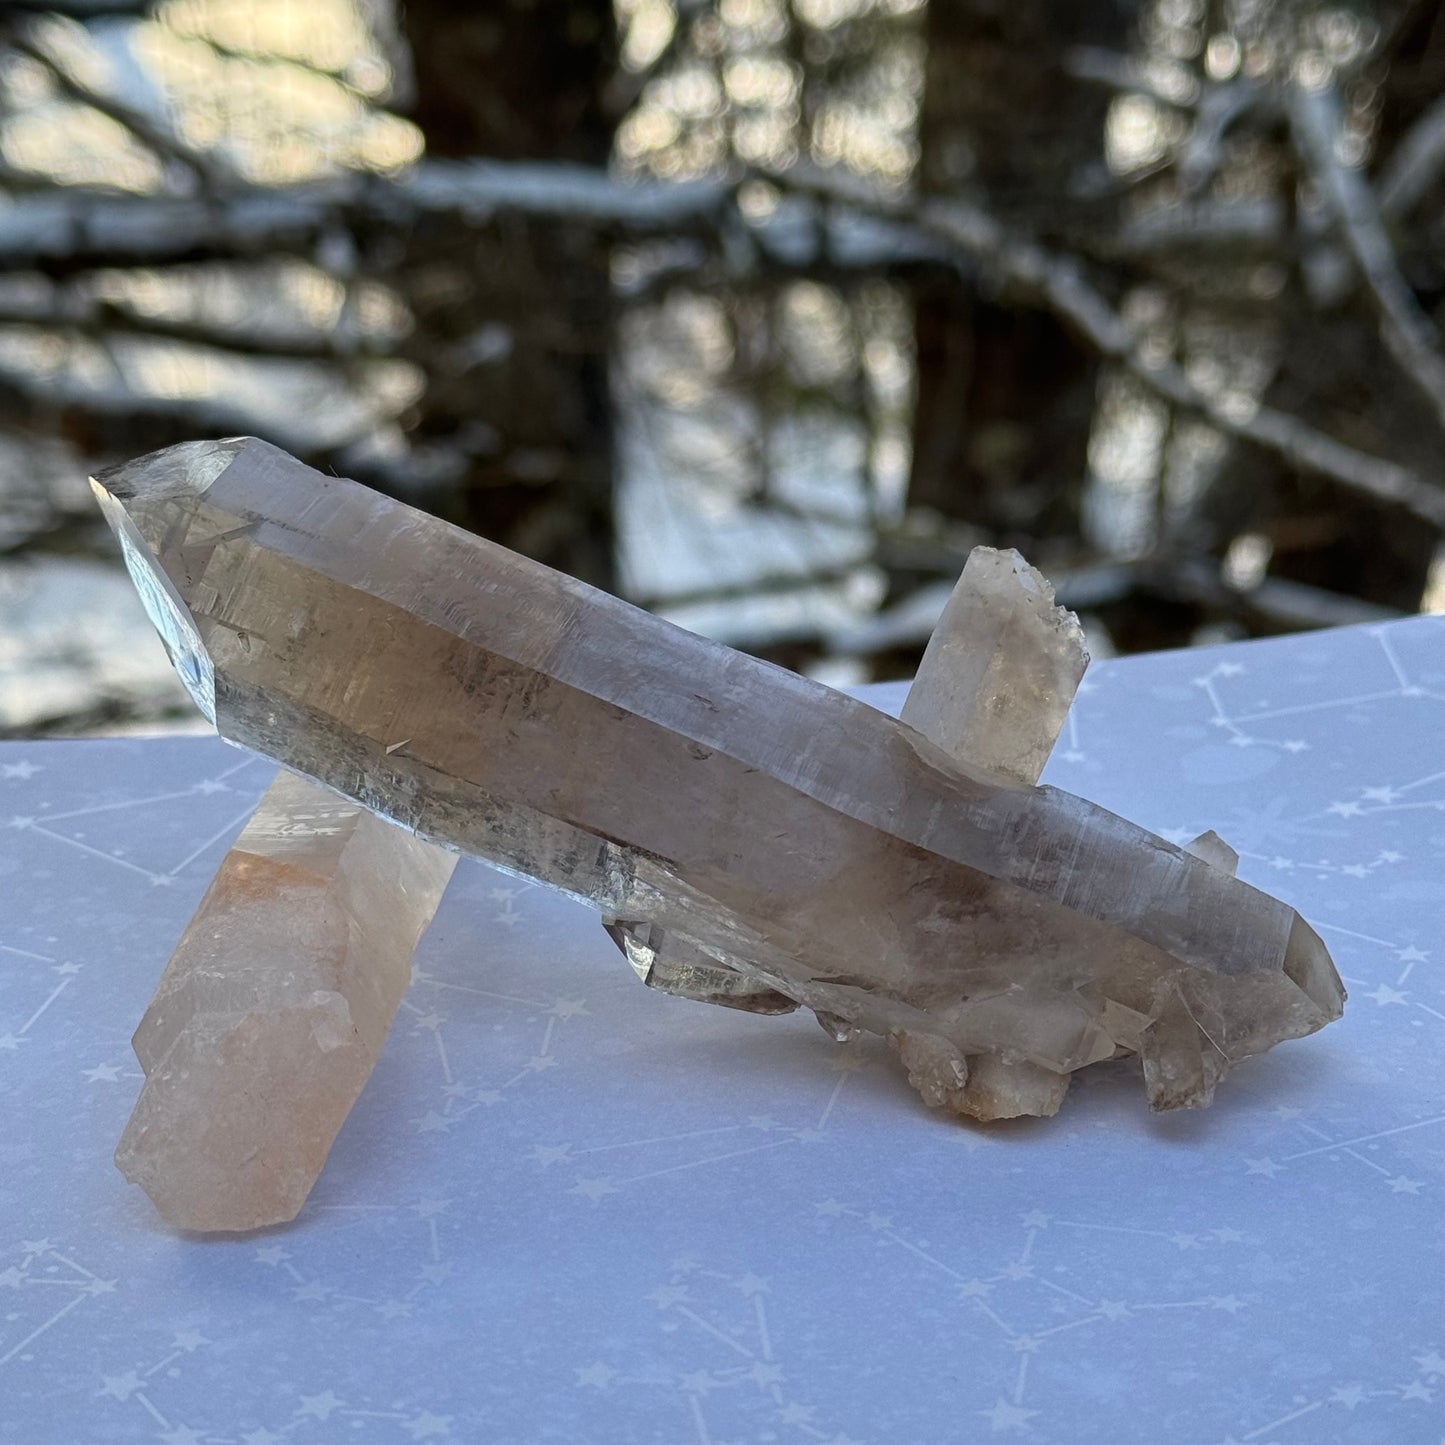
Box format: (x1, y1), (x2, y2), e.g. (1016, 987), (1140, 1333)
(604, 0), (708, 121)
(1063, 46), (1198, 111)
(1378, 91), (1445, 220)
(765, 166), (1445, 529)
(0, 280), (394, 360)
(7, 27), (230, 190)
(1289, 82), (1445, 437)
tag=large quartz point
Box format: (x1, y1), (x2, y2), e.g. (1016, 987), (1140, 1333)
(114, 767), (456, 1231)
(93, 437), (1344, 1127)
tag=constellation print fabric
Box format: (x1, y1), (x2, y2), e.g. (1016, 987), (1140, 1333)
(1, 618), (1442, 1445)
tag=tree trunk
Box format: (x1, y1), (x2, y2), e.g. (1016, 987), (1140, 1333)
(906, 0), (1130, 552)
(396, 0), (619, 587)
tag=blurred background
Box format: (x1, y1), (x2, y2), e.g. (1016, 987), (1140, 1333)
(1, 0), (1443, 735)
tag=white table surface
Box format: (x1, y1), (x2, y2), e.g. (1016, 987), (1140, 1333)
(2, 617), (1443, 1445)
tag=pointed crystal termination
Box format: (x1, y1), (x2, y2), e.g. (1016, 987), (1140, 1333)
(93, 438), (1344, 1125)
(114, 768), (456, 1231)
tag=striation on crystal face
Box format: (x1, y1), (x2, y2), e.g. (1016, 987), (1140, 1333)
(114, 767), (456, 1231)
(93, 437), (1344, 1131)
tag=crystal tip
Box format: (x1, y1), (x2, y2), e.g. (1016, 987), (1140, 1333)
(90, 437), (250, 505)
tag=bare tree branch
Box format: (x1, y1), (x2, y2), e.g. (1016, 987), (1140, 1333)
(1378, 91), (1445, 220)
(766, 166), (1445, 530)
(6, 25), (230, 190)
(2, 154), (1440, 528)
(1289, 82), (1445, 437)
(0, 273), (394, 359)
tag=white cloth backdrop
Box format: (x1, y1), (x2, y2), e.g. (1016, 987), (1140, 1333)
(1, 617), (1442, 1445)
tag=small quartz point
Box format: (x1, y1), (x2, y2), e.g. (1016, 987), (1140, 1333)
(891, 547), (1088, 1120)
(93, 439), (1345, 1128)
(604, 918), (799, 1015)
(114, 768), (456, 1231)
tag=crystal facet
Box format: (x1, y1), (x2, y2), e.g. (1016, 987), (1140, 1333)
(114, 767), (456, 1231)
(93, 438), (1345, 1131)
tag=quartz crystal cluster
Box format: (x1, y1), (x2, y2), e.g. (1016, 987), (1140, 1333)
(94, 437), (1344, 1228)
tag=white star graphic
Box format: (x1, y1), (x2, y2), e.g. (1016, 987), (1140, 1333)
(98, 1371), (142, 1400)
(530, 1144), (572, 1166)
(1367, 984), (1409, 1006)
(980, 1397), (1040, 1432)
(82, 1063), (121, 1083)
(1244, 1157), (1281, 1177)
(575, 1363), (615, 1388)
(570, 1177), (618, 1202)
(1, 761), (40, 780)
(296, 1390), (344, 1420)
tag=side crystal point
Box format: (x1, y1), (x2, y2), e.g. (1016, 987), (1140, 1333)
(603, 919), (798, 1015)
(900, 545), (1089, 787)
(94, 439), (1345, 1132)
(891, 546), (1090, 1119)
(115, 768), (456, 1231)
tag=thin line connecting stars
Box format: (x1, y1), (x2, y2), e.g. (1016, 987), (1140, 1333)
(549, 1047), (873, 1203)
(577, 1257), (857, 1445)
(0, 1241), (116, 1369)
(1242, 1109), (1443, 1195)
(815, 1205), (1251, 1434)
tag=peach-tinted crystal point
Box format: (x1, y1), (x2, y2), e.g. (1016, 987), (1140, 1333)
(114, 769), (456, 1231)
